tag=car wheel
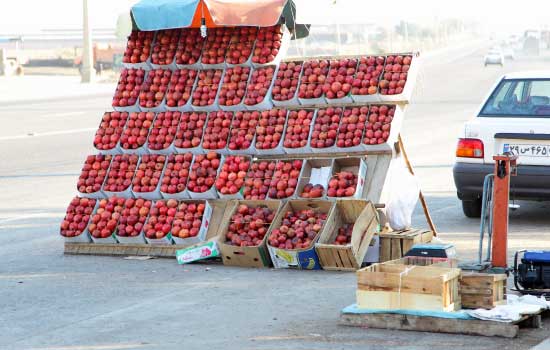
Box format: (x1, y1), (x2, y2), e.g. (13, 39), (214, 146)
(462, 198), (482, 218)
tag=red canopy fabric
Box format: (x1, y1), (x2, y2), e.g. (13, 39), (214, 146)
(202, 0), (286, 27)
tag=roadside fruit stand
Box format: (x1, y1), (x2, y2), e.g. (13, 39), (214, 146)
(60, 0), (549, 339)
(64, 0), (434, 270)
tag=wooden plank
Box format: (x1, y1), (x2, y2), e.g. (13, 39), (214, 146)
(460, 287), (494, 296)
(357, 281), (442, 295)
(284, 52), (419, 64)
(356, 290), (455, 312)
(365, 153), (392, 203)
(339, 312), (519, 338)
(461, 295), (507, 309)
(360, 263), (461, 279)
(386, 256), (456, 268)
(361, 154), (379, 199)
(338, 248), (355, 269)
(379, 229), (419, 238)
(402, 236), (416, 255)
(390, 238), (402, 260)
(64, 242), (189, 258)
(322, 266), (356, 272)
(421, 230), (434, 242)
(357, 272), (444, 295)
(329, 247), (345, 268)
(257, 150), (391, 161)
(403, 229), (419, 238)
(380, 237), (391, 262)
(315, 246), (332, 268)
(397, 135), (437, 235)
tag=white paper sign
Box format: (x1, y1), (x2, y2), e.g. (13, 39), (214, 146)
(310, 166), (332, 186)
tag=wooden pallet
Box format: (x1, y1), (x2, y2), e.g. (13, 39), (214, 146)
(340, 309), (545, 338)
(379, 229), (434, 262)
(64, 242), (188, 258)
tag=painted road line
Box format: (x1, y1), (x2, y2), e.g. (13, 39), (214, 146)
(0, 127), (96, 141)
(40, 111), (87, 118)
(0, 173), (79, 179)
(0, 212), (64, 224)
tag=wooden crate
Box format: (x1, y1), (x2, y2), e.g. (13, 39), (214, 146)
(460, 273), (507, 309)
(379, 228), (433, 262)
(315, 200), (379, 271)
(356, 263), (461, 312)
(384, 256), (458, 268)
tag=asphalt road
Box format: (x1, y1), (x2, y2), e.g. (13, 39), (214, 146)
(1, 46), (550, 350)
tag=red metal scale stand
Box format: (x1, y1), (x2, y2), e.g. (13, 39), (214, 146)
(491, 154), (517, 271)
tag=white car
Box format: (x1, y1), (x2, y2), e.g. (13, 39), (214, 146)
(503, 47), (515, 60)
(484, 50), (504, 66)
(453, 71), (550, 217)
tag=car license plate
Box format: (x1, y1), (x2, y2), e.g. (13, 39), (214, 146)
(503, 143), (550, 157)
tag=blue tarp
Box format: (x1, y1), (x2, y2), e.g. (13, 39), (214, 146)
(131, 0), (200, 31)
(342, 304), (475, 320)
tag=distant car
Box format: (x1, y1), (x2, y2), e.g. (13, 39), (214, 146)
(484, 50), (504, 66)
(503, 47), (515, 60)
(453, 71), (550, 217)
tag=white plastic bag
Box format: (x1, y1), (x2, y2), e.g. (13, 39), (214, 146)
(386, 157), (420, 230)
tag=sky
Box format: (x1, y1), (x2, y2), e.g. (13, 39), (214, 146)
(1, 0), (550, 35)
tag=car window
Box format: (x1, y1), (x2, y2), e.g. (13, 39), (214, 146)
(480, 79), (550, 117)
(512, 81), (526, 102)
(481, 81), (512, 112)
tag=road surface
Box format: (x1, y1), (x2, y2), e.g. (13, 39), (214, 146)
(1, 46), (549, 350)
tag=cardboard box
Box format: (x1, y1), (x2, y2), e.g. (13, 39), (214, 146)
(267, 200), (334, 270)
(296, 158), (332, 199)
(327, 157), (368, 200)
(176, 241), (220, 264)
(218, 200), (282, 268)
(315, 200), (379, 271)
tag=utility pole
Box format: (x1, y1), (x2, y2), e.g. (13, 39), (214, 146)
(404, 21), (409, 47)
(336, 23), (342, 55)
(81, 0), (95, 83)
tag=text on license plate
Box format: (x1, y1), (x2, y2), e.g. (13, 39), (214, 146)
(503, 143), (550, 157)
